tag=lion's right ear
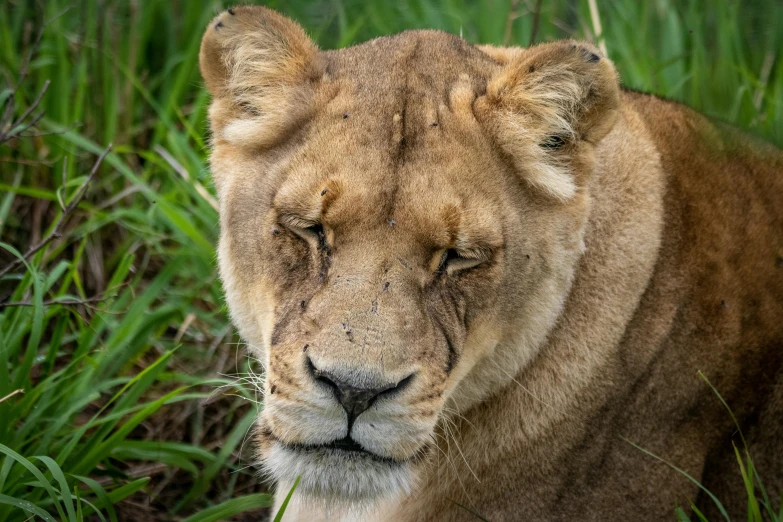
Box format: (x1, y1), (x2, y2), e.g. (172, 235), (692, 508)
(476, 41), (620, 202)
(199, 6), (323, 148)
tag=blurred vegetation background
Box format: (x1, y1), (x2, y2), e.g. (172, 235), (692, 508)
(0, 0), (781, 520)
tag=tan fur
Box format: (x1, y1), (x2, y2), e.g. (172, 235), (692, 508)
(200, 7), (783, 520)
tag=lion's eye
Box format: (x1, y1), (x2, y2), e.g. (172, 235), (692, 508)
(287, 222), (326, 250)
(438, 248), (486, 275)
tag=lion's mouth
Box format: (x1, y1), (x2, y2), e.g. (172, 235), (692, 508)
(280, 436), (405, 465)
(323, 436), (370, 453)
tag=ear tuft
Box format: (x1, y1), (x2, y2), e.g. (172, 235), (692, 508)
(476, 40), (620, 201)
(199, 6), (323, 148)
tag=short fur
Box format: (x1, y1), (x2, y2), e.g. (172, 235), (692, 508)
(199, 6), (783, 521)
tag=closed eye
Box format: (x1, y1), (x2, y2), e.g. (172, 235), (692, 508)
(280, 216), (326, 250)
(437, 248), (488, 274)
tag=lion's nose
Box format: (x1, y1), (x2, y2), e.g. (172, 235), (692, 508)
(306, 357), (413, 428)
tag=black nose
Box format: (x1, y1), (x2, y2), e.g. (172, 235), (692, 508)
(306, 358), (412, 429)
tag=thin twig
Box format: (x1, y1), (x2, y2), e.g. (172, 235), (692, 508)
(155, 144), (218, 211)
(0, 145), (112, 279)
(0, 294), (116, 309)
(528, 0), (543, 47)
(0, 17), (48, 135)
(8, 110), (45, 141)
(587, 0), (608, 55)
(19, 121), (81, 139)
(95, 463), (170, 487)
(1, 7), (70, 143)
(503, 0), (521, 46)
(0, 389), (24, 404)
(753, 50), (775, 110)
(0, 156), (55, 166)
(1, 80), (50, 141)
(0, 91), (17, 133)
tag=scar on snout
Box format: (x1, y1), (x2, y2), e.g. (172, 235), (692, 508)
(214, 21), (223, 30)
(302, 344), (309, 352)
(343, 112), (350, 119)
(388, 218), (396, 227)
(429, 122), (438, 127)
(272, 227), (281, 235)
(397, 257), (412, 270)
(321, 188), (328, 196)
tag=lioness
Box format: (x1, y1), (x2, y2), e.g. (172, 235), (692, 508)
(199, 6), (783, 521)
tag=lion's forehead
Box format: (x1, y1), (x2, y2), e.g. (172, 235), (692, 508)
(313, 31), (497, 148)
(323, 30), (497, 99)
(217, 32), (511, 234)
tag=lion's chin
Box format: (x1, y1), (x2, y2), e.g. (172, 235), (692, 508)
(264, 440), (418, 503)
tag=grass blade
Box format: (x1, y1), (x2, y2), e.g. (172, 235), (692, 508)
(273, 476), (301, 522)
(72, 475), (118, 522)
(0, 493), (57, 522)
(182, 493), (274, 522)
(623, 438), (730, 521)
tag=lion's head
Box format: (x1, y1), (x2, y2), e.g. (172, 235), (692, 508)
(200, 6), (619, 504)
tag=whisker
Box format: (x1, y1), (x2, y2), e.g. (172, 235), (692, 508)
(497, 365), (575, 419)
(441, 415), (480, 484)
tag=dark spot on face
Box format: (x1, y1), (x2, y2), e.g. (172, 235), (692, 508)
(303, 344), (309, 353)
(721, 300), (728, 309)
(371, 298), (378, 314)
(429, 122), (438, 127)
(383, 281), (390, 291)
(776, 256), (783, 266)
(227, 7), (235, 15)
(587, 52), (600, 63)
(272, 228), (281, 236)
(528, 65), (536, 73)
(343, 112), (350, 119)
(525, 254), (531, 259)
(541, 135), (566, 149)
(300, 300), (307, 309)
(321, 188), (328, 196)
(270, 384), (277, 394)
(214, 21), (223, 30)
(388, 218), (396, 227)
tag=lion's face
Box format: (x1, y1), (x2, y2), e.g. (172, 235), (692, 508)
(201, 6), (619, 503)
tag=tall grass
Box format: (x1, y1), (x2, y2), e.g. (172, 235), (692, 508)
(0, 0), (781, 519)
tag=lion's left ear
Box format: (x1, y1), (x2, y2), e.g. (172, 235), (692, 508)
(476, 41), (620, 201)
(199, 6), (324, 148)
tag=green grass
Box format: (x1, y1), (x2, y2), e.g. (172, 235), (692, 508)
(0, 0), (781, 519)
(626, 372), (783, 522)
